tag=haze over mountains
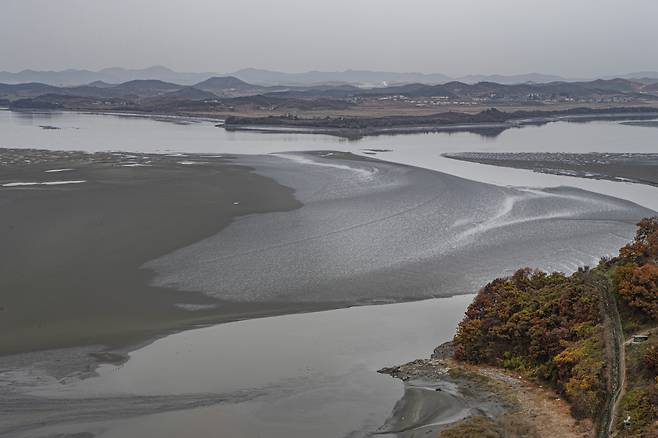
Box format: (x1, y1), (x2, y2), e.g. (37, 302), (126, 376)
(3, 72), (658, 119)
(3, 66), (658, 87)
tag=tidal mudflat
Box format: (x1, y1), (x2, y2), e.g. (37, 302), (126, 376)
(2, 112), (658, 437)
(0, 149), (304, 354)
(1, 146), (654, 437)
(2, 148), (651, 353)
(147, 151), (653, 305)
(444, 152), (658, 187)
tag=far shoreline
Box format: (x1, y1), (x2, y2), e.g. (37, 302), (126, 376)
(4, 105), (658, 140)
(222, 107), (658, 139)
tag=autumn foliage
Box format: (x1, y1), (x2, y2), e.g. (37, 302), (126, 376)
(619, 217), (658, 262)
(643, 346), (658, 373)
(614, 263), (658, 320)
(453, 268), (606, 418)
(613, 217), (658, 321)
(452, 218), (658, 427)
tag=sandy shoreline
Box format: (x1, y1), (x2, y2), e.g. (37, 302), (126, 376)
(379, 351), (593, 437)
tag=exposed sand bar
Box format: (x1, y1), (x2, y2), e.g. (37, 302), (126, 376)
(0, 149), (304, 354)
(1, 148), (654, 356)
(145, 151), (654, 305)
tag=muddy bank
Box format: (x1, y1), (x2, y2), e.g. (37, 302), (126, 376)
(0, 148), (305, 355)
(377, 359), (507, 437)
(378, 348), (593, 437)
(444, 152), (658, 187)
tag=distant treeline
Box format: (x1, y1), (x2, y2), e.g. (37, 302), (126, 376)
(224, 107), (658, 131)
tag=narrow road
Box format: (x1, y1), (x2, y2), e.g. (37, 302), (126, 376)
(597, 275), (626, 438)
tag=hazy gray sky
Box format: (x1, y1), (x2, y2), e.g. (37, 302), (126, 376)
(2, 0), (657, 76)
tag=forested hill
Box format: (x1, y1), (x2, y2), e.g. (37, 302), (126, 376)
(453, 217), (658, 437)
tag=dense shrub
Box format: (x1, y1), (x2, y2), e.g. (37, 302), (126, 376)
(453, 218), (658, 427)
(617, 387), (658, 437)
(553, 335), (606, 418)
(614, 264), (658, 320)
(644, 346), (658, 372)
(453, 268), (605, 418)
(619, 217), (658, 262)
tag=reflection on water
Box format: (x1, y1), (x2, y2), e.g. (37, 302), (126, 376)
(7, 109), (62, 125)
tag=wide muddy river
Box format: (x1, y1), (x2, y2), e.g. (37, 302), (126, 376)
(1, 109), (658, 437)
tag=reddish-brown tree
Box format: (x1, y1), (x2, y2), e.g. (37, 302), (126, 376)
(644, 346), (658, 372)
(615, 264), (658, 320)
(620, 217), (658, 261)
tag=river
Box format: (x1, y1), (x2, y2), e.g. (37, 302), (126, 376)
(1, 109), (657, 437)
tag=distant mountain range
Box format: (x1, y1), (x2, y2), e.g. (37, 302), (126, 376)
(2, 74), (657, 115)
(3, 66), (658, 87)
(0, 66), (217, 87)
